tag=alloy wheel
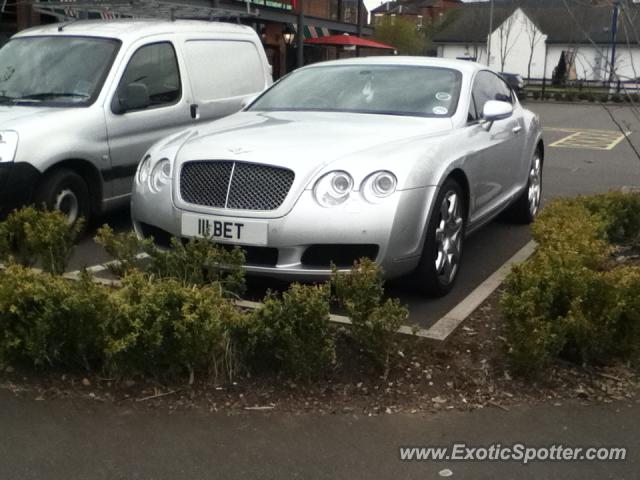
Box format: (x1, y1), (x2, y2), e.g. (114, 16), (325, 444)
(528, 155), (542, 217)
(434, 190), (464, 285)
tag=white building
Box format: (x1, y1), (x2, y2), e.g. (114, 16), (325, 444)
(433, 1), (640, 82)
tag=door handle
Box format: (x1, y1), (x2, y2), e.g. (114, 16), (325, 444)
(190, 104), (200, 120)
(512, 125), (522, 134)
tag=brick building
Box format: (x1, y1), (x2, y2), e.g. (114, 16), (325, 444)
(371, 0), (462, 28)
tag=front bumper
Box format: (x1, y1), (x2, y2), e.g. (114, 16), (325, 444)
(0, 162), (41, 217)
(131, 184), (437, 281)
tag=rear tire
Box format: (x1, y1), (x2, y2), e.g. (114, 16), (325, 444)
(506, 149), (543, 224)
(413, 178), (467, 297)
(33, 168), (91, 225)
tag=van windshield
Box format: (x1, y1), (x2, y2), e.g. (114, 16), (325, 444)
(0, 36), (120, 107)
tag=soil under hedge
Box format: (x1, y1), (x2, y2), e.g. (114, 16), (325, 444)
(2, 288), (637, 415)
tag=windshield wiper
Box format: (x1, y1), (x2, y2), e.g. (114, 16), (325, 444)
(0, 94), (18, 104)
(16, 92), (90, 101)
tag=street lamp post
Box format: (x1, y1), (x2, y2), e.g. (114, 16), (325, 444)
(609, 0), (620, 84)
(296, 0), (305, 68)
(486, 0), (494, 67)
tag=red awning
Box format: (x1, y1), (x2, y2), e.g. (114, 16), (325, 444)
(305, 34), (395, 50)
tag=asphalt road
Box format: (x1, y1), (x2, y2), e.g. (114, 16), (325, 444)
(67, 103), (640, 328)
(1, 391), (638, 480)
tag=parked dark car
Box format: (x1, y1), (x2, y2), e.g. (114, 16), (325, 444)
(501, 72), (526, 100)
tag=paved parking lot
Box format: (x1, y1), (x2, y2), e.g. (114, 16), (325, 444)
(68, 103), (640, 329)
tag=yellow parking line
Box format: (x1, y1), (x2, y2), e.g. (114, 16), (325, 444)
(548, 131), (581, 148)
(548, 129), (630, 150)
(606, 133), (629, 150)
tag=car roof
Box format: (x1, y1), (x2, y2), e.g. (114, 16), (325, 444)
(301, 56), (486, 76)
(13, 19), (254, 42)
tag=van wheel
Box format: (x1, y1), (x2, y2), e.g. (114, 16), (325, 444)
(33, 168), (91, 225)
(412, 178), (467, 297)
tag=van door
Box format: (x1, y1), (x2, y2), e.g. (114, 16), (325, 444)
(182, 39), (268, 123)
(104, 40), (192, 198)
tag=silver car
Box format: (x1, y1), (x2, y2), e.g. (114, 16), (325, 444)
(132, 57), (543, 296)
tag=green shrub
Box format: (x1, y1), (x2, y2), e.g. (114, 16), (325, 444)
(0, 207), (83, 274)
(149, 237), (245, 297)
(587, 92), (596, 102)
(579, 191), (640, 243)
(564, 92), (575, 102)
(532, 91), (541, 100)
(599, 94), (610, 103)
(502, 193), (640, 376)
(105, 271), (246, 380)
(611, 93), (623, 103)
(332, 259), (408, 371)
(95, 227), (246, 296)
(0, 264), (109, 368)
(553, 92), (563, 101)
(577, 92), (588, 101)
(94, 225), (153, 275)
(245, 283), (334, 378)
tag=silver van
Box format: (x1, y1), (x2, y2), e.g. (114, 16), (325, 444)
(0, 20), (272, 222)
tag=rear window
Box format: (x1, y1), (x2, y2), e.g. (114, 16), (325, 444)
(184, 40), (264, 101)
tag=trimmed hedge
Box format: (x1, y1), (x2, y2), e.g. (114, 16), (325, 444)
(0, 207), (83, 275)
(0, 209), (409, 381)
(502, 192), (640, 376)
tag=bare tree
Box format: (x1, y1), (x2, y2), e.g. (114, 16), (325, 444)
(523, 12), (543, 80)
(496, 13), (519, 72)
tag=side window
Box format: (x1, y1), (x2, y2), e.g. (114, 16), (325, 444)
(116, 42), (181, 111)
(184, 40), (264, 101)
(470, 71), (512, 121)
(491, 75), (513, 104)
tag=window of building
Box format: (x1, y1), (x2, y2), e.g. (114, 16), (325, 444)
(342, 0), (358, 24)
(329, 0), (340, 21)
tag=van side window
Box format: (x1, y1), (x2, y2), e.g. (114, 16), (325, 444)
(117, 42), (181, 110)
(184, 40), (264, 101)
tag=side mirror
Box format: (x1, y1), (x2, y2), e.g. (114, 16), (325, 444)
(112, 82), (150, 114)
(482, 100), (513, 123)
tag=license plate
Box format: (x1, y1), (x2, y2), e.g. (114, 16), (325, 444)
(181, 213), (268, 246)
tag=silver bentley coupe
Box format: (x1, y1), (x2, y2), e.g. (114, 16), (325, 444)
(131, 57), (543, 296)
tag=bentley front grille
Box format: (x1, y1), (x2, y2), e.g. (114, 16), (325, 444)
(180, 161), (295, 211)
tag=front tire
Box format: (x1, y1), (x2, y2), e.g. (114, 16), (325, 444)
(413, 178), (466, 297)
(33, 168), (91, 225)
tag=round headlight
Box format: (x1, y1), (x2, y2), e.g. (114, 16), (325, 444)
(149, 158), (171, 192)
(313, 171), (354, 207)
(137, 155), (152, 184)
(362, 171), (397, 203)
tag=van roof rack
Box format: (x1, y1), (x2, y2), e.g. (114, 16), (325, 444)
(31, 0), (258, 22)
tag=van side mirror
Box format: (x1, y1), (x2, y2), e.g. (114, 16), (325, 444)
(482, 100), (513, 122)
(112, 82), (150, 114)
